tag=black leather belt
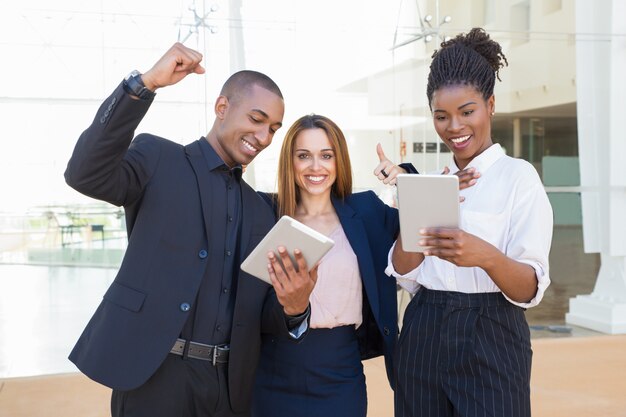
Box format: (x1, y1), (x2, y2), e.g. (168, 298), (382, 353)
(170, 338), (230, 365)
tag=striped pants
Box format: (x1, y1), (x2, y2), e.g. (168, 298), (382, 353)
(394, 288), (532, 417)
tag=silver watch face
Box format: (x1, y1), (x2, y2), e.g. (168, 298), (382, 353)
(125, 69), (141, 81)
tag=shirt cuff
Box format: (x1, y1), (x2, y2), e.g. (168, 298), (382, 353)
(502, 260), (551, 309)
(385, 241), (422, 295)
(285, 305), (310, 339)
(398, 162), (419, 174)
(288, 319), (308, 339)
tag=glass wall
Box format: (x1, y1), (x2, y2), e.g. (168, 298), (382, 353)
(0, 0), (608, 378)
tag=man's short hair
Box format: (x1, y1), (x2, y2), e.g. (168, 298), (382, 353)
(220, 70), (283, 104)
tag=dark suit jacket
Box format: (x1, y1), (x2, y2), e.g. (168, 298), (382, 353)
(65, 83), (295, 413)
(332, 192), (399, 388)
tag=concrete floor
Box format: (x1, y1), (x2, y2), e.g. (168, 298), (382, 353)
(3, 336), (626, 417)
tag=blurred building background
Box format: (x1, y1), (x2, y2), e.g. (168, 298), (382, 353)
(1, 0), (625, 393)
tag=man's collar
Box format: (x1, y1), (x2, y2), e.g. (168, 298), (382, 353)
(198, 137), (243, 179)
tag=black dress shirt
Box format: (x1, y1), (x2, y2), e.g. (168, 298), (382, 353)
(181, 138), (243, 345)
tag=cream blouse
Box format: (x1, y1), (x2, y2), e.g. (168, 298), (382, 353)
(310, 225), (363, 329)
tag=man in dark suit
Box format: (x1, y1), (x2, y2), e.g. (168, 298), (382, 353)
(65, 43), (316, 417)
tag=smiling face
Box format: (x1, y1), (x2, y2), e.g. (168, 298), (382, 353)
(431, 84), (495, 170)
(292, 128), (337, 199)
(210, 84), (284, 167)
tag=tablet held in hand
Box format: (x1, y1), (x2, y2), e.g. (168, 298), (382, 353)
(396, 174), (460, 253)
(241, 216), (335, 283)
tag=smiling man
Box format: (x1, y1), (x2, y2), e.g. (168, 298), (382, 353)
(64, 42), (316, 417)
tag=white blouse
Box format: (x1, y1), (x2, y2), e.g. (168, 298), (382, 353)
(386, 144), (553, 308)
(310, 225), (363, 329)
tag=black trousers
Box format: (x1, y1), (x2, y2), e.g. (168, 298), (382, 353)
(111, 354), (249, 417)
(394, 288), (532, 417)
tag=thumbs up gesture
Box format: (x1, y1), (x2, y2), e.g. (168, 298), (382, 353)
(373, 143), (406, 185)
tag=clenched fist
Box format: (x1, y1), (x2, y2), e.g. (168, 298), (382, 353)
(140, 43), (205, 92)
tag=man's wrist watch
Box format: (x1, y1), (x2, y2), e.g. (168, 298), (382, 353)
(123, 70), (156, 100)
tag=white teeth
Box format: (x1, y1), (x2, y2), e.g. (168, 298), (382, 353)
(242, 139), (257, 152)
(307, 176), (325, 182)
(451, 135), (470, 144)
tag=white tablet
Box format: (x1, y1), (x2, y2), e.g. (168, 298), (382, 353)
(396, 174), (460, 253)
(241, 215), (335, 284)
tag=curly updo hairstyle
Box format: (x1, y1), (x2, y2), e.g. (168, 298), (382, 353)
(426, 28), (508, 107)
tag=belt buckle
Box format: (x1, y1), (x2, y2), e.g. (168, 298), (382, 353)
(212, 346), (217, 366)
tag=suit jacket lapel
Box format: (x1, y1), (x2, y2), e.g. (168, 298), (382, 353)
(184, 140), (217, 244)
(332, 196), (380, 319)
(238, 182), (256, 258)
(232, 181), (274, 331)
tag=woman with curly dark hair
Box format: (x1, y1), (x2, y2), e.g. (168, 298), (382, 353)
(389, 28), (553, 417)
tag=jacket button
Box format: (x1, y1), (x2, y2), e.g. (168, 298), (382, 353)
(383, 326), (390, 336)
(198, 249), (208, 259)
(180, 303), (191, 312)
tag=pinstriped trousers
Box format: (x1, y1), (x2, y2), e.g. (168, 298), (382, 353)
(394, 288), (532, 417)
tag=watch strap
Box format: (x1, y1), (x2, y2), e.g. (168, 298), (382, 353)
(123, 70), (156, 100)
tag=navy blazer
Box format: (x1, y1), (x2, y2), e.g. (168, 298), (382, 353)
(333, 192), (399, 387)
(261, 191), (401, 387)
(65, 83), (295, 413)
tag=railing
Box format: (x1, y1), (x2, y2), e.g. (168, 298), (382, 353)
(0, 204), (127, 268)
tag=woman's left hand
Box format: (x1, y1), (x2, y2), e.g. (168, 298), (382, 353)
(441, 166), (481, 203)
(373, 143), (406, 185)
(419, 227), (499, 268)
(442, 166), (481, 190)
